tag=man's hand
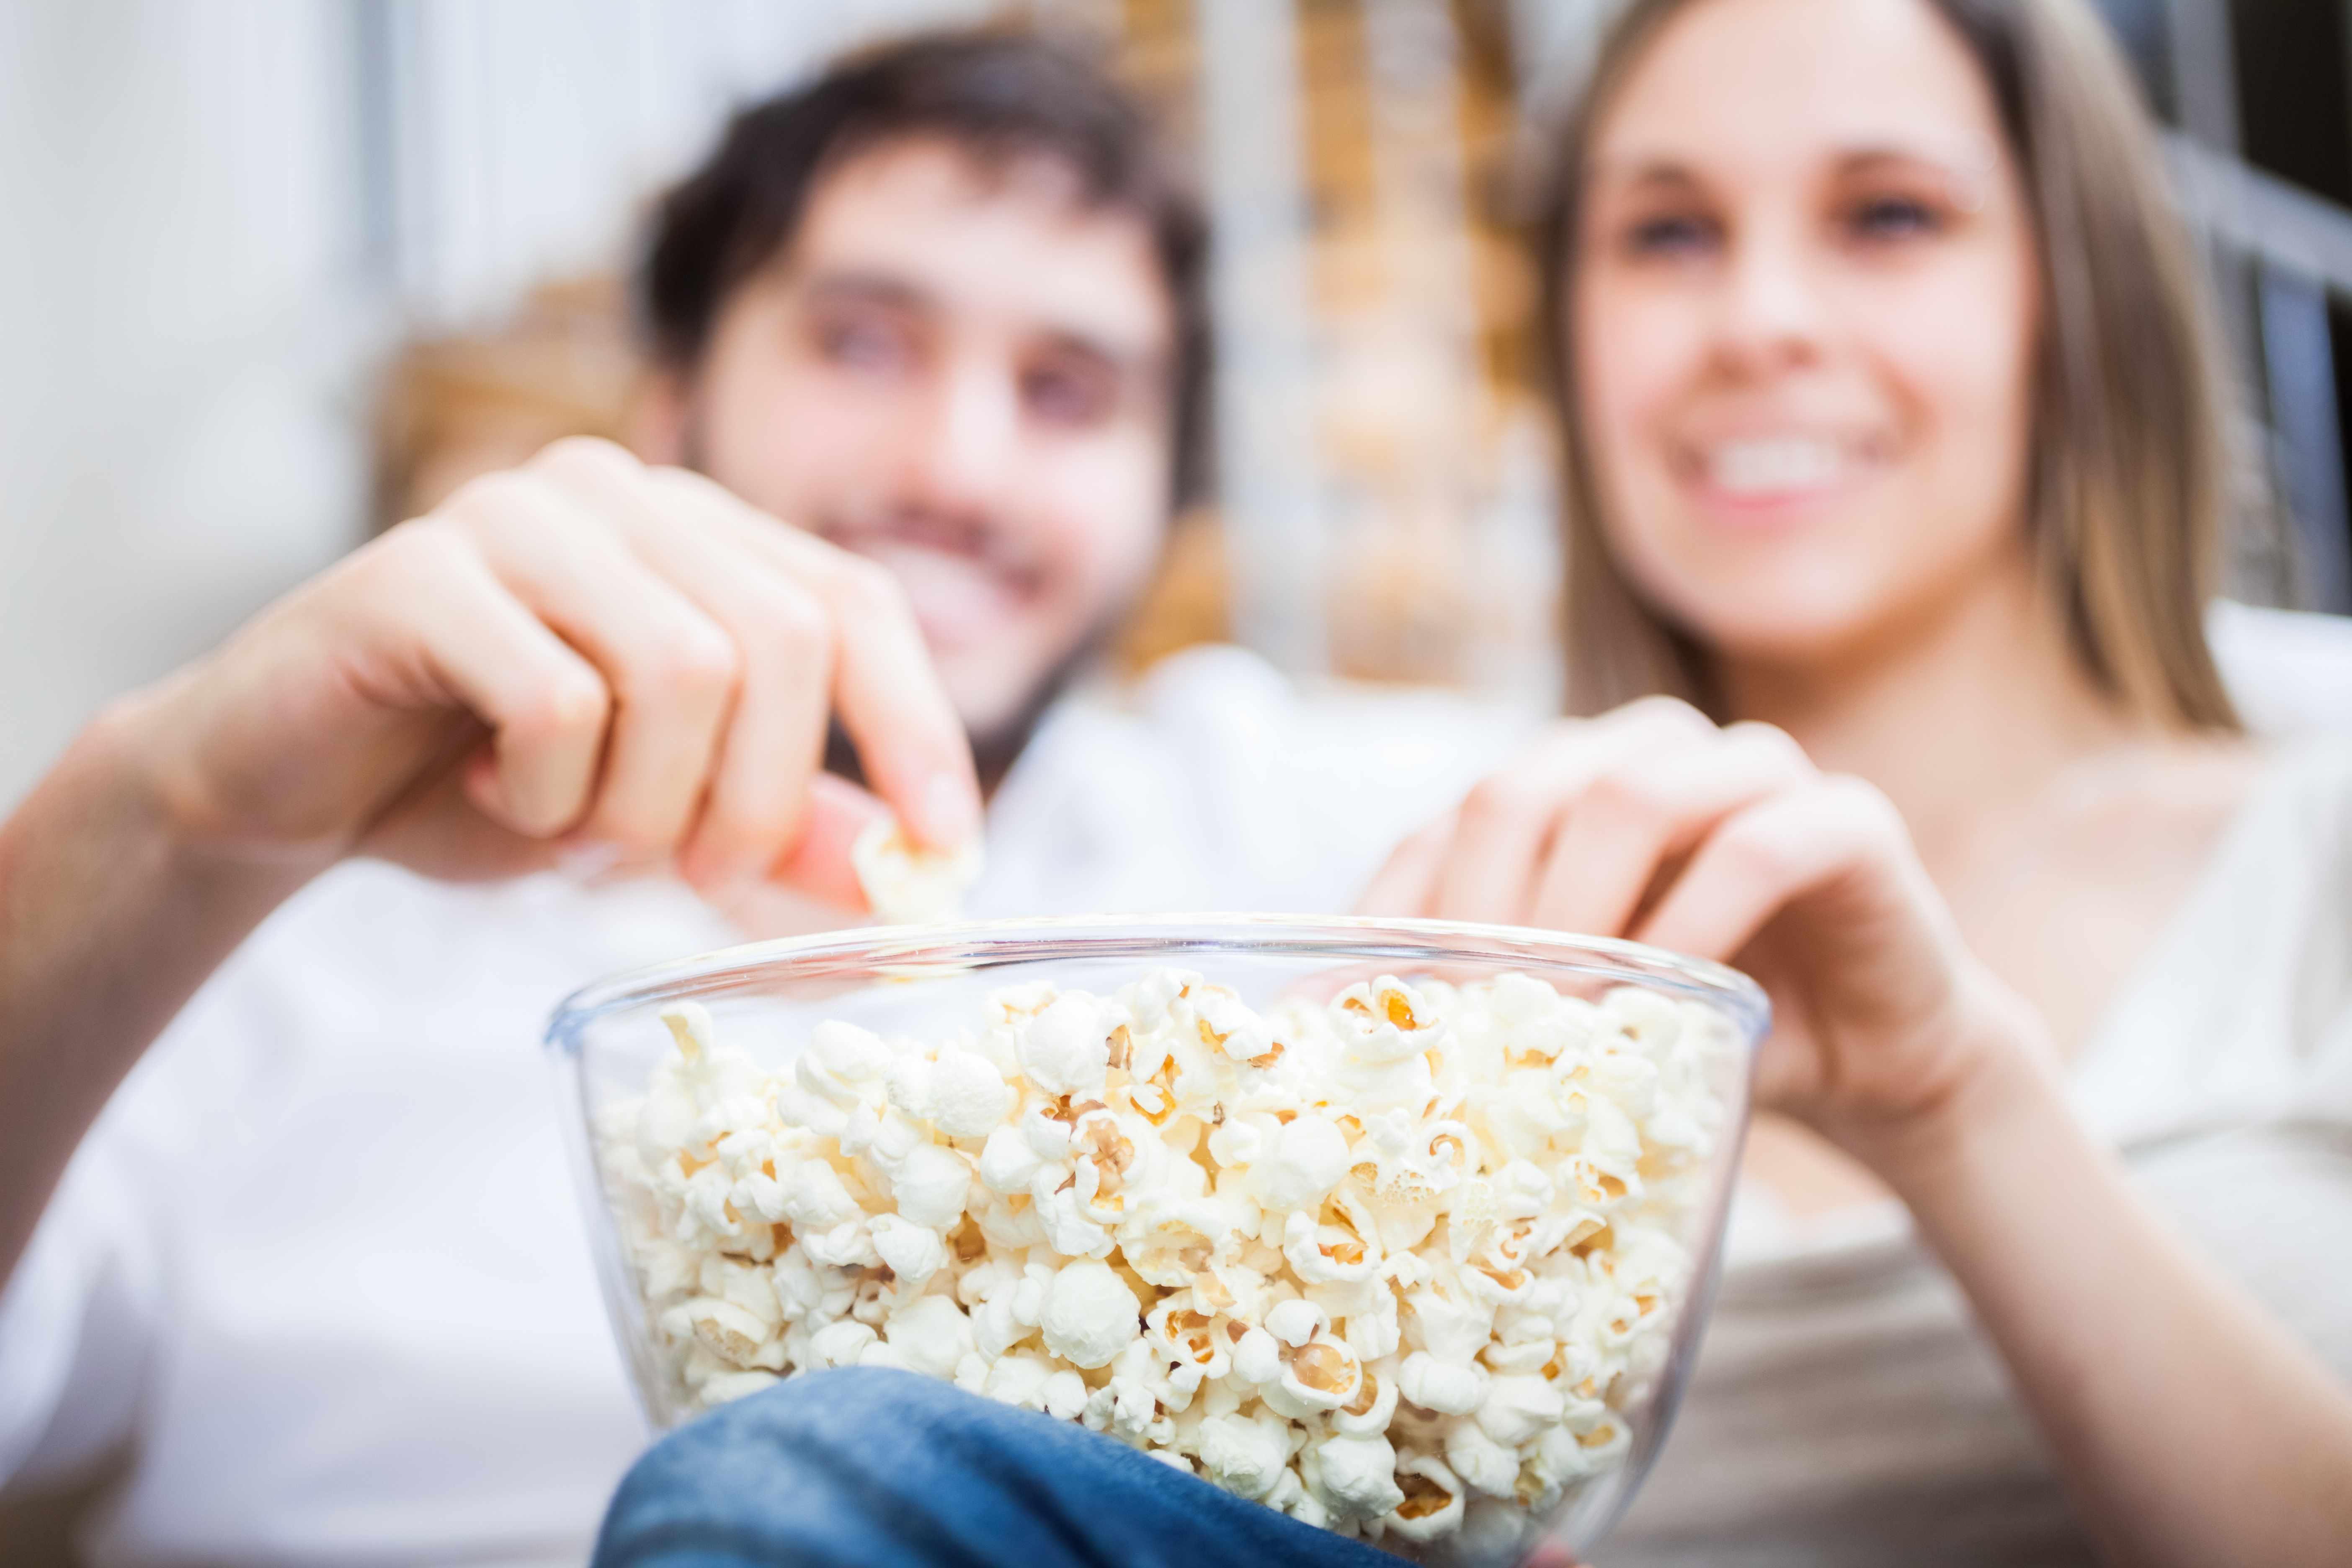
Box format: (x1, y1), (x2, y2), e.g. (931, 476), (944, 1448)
(120, 437), (981, 904)
(0, 437), (983, 1284)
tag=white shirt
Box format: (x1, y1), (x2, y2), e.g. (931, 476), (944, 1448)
(8, 608), (2345, 1563)
(0, 647), (1523, 1566)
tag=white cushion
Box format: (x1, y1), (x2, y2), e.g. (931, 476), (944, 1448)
(2210, 600), (2352, 737)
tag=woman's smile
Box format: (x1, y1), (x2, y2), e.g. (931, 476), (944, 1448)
(1667, 426), (1896, 525)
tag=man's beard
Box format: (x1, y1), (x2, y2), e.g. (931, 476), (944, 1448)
(823, 599), (1131, 798)
(678, 420), (1147, 799)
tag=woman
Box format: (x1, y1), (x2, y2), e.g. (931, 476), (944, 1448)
(591, 3), (2352, 1564)
(1360, 0), (2352, 1561)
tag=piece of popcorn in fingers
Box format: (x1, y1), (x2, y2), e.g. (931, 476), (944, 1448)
(851, 817), (983, 926)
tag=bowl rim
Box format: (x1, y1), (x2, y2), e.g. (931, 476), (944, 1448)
(544, 911), (1772, 1049)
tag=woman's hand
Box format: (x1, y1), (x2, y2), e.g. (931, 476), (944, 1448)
(1359, 697), (2041, 1169)
(1369, 702), (2352, 1566)
(113, 436), (982, 908)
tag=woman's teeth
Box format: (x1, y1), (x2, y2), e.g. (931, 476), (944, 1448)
(1707, 438), (1846, 497)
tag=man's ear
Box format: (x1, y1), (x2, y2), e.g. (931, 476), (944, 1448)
(632, 368), (692, 466)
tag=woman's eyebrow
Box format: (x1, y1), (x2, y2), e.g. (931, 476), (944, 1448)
(1591, 137), (1995, 186)
(1585, 157), (1706, 195)
(1834, 142), (1973, 175)
(1832, 143), (1998, 208)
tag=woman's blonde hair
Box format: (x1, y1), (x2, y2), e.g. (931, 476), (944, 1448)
(1535, 0), (2241, 730)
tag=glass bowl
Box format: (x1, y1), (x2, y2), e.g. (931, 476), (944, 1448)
(547, 915), (1765, 1563)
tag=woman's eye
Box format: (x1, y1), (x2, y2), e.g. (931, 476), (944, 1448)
(1624, 213), (1719, 258)
(1844, 196), (1940, 243)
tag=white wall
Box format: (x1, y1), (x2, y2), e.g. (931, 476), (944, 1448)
(0, 0), (989, 807)
(0, 0), (368, 807)
(375, 0), (995, 327)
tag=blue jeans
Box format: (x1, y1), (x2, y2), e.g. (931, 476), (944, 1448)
(593, 1367), (1397, 1568)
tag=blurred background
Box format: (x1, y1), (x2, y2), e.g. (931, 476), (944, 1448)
(5, 0), (2352, 807)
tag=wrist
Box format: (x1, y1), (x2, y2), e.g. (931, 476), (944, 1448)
(88, 670), (227, 857)
(76, 685), (189, 854)
(65, 683), (322, 906)
(1823, 990), (2070, 1210)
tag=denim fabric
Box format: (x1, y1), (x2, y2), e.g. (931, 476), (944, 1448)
(592, 1367), (1399, 1568)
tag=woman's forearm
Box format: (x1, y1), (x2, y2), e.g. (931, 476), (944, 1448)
(0, 696), (311, 1284)
(1870, 1039), (2352, 1568)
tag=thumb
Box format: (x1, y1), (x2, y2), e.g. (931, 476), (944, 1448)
(766, 773), (891, 912)
(1521, 1545), (1586, 1568)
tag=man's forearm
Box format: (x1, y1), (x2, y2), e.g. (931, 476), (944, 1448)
(0, 698), (312, 1283)
(1876, 1045), (2352, 1568)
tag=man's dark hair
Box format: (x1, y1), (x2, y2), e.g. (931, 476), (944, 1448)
(640, 30), (1211, 510)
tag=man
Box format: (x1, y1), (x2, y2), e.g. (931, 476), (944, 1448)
(0, 34), (1512, 1562)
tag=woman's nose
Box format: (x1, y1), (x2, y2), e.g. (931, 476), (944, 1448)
(1712, 220), (1828, 374)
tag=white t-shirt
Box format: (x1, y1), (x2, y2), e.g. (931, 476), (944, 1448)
(0, 646), (1524, 1566)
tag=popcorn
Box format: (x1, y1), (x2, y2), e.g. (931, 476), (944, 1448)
(1312, 1431), (1408, 1519)
(1444, 1417), (1520, 1498)
(1043, 1368), (1090, 1422)
(1232, 1326), (1284, 1386)
(600, 972), (1737, 1558)
(807, 1319), (877, 1369)
(680, 1297), (773, 1367)
(701, 1369), (782, 1405)
(885, 1144), (970, 1230)
(926, 1049), (1015, 1138)
(1276, 1333), (1364, 1413)
(1475, 1375), (1566, 1449)
(851, 817), (982, 926)
(1397, 1351), (1488, 1417)
(1255, 1115), (1351, 1212)
(1018, 994), (1114, 1095)
(1386, 1454), (1468, 1542)
(1199, 1411), (1291, 1499)
(869, 1215), (947, 1292)
(984, 1351), (1057, 1409)
(1266, 1297), (1326, 1349)
(1040, 1259), (1143, 1369)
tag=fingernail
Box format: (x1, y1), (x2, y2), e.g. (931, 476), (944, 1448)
(920, 771), (982, 851)
(555, 838), (625, 882)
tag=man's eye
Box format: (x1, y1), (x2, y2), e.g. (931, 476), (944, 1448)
(1623, 213), (1719, 258)
(1024, 363), (1114, 425)
(817, 317), (911, 369)
(1845, 196), (1940, 242)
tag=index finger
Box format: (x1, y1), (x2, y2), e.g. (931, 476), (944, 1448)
(645, 468), (981, 852)
(1632, 777), (1911, 962)
(1355, 812), (1454, 917)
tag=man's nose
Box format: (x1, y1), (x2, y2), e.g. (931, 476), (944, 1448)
(907, 356), (1021, 512)
(1712, 220), (1828, 376)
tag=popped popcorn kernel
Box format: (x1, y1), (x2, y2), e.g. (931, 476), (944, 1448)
(1386, 1454), (1468, 1542)
(604, 968), (1738, 1560)
(1041, 1259), (1143, 1369)
(851, 818), (982, 926)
